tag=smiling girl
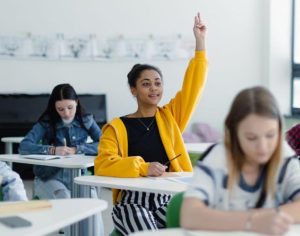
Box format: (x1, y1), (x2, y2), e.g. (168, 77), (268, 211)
(95, 13), (208, 235)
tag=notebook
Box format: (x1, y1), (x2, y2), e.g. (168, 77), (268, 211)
(21, 154), (80, 160)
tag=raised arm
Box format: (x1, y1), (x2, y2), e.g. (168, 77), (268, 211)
(164, 12), (208, 131)
(181, 198), (293, 235)
(194, 12), (206, 51)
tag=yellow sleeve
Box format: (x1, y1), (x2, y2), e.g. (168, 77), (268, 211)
(94, 122), (149, 177)
(164, 51), (208, 132)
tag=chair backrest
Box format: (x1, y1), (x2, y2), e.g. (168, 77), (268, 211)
(0, 186), (3, 201)
(166, 192), (184, 228)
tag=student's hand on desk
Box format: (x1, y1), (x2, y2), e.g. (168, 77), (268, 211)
(148, 162), (167, 176)
(55, 146), (77, 155)
(250, 209), (293, 235)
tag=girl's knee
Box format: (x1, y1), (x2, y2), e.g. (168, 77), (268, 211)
(53, 189), (70, 199)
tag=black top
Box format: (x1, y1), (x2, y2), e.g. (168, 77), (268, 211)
(120, 116), (169, 167)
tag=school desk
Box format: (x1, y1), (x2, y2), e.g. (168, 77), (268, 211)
(75, 172), (193, 236)
(1, 136), (94, 153)
(0, 154), (95, 198)
(1, 137), (24, 154)
(74, 172), (193, 197)
(0, 198), (107, 236)
(129, 226), (300, 236)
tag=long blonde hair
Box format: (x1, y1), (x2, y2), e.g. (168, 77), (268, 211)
(224, 86), (282, 200)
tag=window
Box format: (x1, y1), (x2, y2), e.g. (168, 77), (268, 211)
(292, 0), (300, 114)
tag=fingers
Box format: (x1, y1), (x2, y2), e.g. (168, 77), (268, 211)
(277, 211), (294, 225)
(194, 12), (206, 31)
(148, 162), (167, 176)
(56, 146), (74, 155)
(194, 12), (202, 24)
(271, 212), (294, 235)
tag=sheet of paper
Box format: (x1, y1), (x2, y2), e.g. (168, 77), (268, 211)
(148, 172), (193, 184)
(21, 154), (82, 160)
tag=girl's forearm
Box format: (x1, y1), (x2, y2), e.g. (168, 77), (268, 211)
(280, 200), (300, 223)
(195, 38), (205, 51)
(181, 198), (249, 231)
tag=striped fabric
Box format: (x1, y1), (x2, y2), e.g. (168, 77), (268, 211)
(112, 190), (171, 235)
(286, 124), (300, 155)
(185, 144), (300, 211)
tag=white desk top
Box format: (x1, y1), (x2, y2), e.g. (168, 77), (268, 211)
(0, 198), (107, 236)
(129, 226), (300, 236)
(0, 154), (95, 169)
(1, 136), (93, 144)
(1, 137), (24, 143)
(184, 142), (213, 153)
(75, 172), (192, 194)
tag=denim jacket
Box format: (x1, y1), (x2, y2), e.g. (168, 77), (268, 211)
(0, 161), (28, 201)
(19, 114), (101, 187)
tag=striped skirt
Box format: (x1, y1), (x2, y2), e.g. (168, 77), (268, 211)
(112, 190), (172, 235)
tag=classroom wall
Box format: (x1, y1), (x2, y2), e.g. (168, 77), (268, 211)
(0, 0), (292, 132)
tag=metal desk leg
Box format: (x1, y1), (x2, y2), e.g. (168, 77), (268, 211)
(5, 142), (13, 154)
(5, 142), (13, 168)
(79, 185), (104, 236)
(70, 169), (81, 236)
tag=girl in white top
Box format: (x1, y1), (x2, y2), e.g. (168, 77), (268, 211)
(0, 161), (27, 201)
(181, 86), (300, 235)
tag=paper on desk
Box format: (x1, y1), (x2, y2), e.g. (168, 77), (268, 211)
(21, 154), (82, 160)
(185, 229), (259, 236)
(165, 176), (193, 185)
(0, 200), (52, 215)
(148, 172), (193, 185)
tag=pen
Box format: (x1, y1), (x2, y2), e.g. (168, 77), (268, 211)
(164, 154), (182, 166)
(63, 138), (67, 147)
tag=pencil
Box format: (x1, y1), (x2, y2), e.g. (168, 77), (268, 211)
(164, 154), (182, 166)
(63, 138), (67, 147)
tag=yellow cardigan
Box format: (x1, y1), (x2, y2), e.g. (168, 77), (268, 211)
(94, 51), (208, 204)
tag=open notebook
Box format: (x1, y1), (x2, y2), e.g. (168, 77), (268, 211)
(21, 154), (81, 160)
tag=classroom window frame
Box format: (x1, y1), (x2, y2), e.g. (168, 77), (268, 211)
(291, 0), (300, 115)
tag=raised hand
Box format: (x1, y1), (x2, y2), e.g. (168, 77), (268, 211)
(193, 12), (206, 51)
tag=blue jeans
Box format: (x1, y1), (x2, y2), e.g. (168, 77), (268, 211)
(34, 177), (70, 199)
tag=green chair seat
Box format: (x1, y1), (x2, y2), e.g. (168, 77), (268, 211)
(166, 192), (184, 228)
(110, 228), (122, 236)
(0, 186), (3, 201)
(189, 152), (201, 166)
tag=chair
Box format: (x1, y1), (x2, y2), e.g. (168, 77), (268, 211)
(0, 186), (3, 201)
(189, 153), (201, 166)
(166, 192), (184, 228)
(110, 228), (122, 236)
(109, 192), (184, 235)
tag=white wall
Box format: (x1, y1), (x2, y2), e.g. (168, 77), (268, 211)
(267, 0), (292, 116)
(0, 0), (292, 132)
